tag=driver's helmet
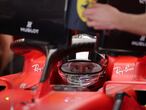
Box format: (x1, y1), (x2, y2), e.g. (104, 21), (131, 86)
(58, 51), (107, 90)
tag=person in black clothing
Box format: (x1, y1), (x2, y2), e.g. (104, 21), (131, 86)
(0, 35), (13, 74)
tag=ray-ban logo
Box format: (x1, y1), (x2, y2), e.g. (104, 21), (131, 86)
(32, 64), (43, 72)
(114, 64), (134, 75)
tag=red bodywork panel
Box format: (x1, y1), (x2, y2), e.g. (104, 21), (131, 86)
(0, 89), (33, 110)
(107, 56), (146, 81)
(29, 92), (114, 110)
(0, 49), (46, 89)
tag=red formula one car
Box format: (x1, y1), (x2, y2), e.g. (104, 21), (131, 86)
(0, 39), (146, 110)
(0, 0), (145, 109)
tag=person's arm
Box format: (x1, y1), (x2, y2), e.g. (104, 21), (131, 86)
(117, 13), (146, 35)
(0, 35), (13, 73)
(83, 3), (146, 35)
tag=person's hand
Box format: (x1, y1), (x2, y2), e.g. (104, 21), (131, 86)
(83, 3), (121, 30)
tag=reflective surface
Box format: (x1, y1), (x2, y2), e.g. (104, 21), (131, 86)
(59, 60), (103, 87)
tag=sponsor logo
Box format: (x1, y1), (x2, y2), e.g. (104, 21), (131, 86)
(113, 64), (134, 75)
(19, 83), (27, 88)
(20, 21), (39, 34)
(131, 36), (146, 47)
(32, 64), (43, 72)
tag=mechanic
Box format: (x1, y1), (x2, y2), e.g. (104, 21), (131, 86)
(83, 3), (146, 36)
(0, 35), (13, 74)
